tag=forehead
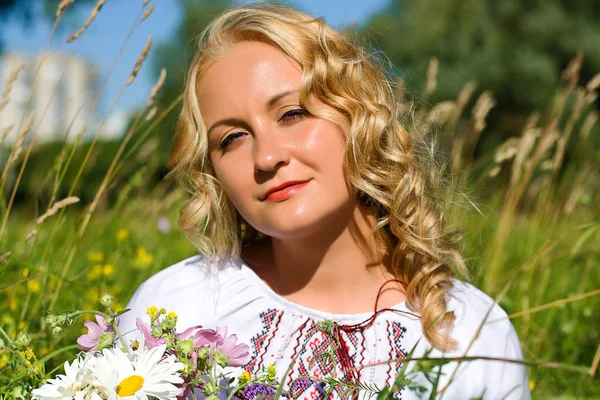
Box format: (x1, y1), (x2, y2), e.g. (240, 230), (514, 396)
(196, 42), (302, 122)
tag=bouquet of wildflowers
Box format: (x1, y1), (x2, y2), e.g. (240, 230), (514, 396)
(29, 294), (288, 400)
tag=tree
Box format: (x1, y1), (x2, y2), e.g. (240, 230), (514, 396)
(362, 0), (600, 117)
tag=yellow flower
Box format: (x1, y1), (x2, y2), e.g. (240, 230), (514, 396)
(529, 380), (535, 391)
(102, 264), (115, 277)
(167, 311), (177, 319)
(86, 251), (104, 263)
(238, 370), (251, 385)
(21, 348), (34, 361)
(267, 364), (276, 380)
(87, 265), (103, 281)
(1, 315), (14, 326)
(27, 279), (41, 293)
(146, 306), (159, 321)
(9, 297), (17, 311)
(0, 354), (9, 369)
(22, 268), (29, 278)
(135, 247), (153, 266)
(116, 229), (130, 242)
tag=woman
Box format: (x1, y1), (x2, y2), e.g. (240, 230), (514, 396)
(120, 4), (530, 399)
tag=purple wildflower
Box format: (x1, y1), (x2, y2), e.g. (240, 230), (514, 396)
(76, 315), (115, 351)
(240, 382), (277, 400)
(290, 378), (312, 396)
(157, 216), (171, 233)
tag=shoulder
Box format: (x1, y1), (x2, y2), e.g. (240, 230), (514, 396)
(118, 255), (245, 338)
(446, 280), (521, 354)
(438, 280), (530, 399)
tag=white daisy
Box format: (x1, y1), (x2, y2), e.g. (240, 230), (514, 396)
(32, 356), (92, 400)
(89, 343), (184, 400)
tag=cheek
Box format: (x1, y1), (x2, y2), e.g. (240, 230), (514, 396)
(211, 161), (246, 203)
(304, 121), (348, 177)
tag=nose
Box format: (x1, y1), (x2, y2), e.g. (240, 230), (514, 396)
(252, 125), (291, 174)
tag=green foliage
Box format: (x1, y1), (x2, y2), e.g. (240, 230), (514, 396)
(363, 0), (600, 115)
(1, 0), (599, 397)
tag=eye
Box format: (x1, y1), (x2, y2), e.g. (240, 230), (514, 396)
(278, 108), (309, 123)
(219, 131), (246, 150)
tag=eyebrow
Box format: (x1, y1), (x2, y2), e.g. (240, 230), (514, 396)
(266, 89), (299, 107)
(206, 89), (300, 138)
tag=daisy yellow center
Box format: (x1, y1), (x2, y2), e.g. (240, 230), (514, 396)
(116, 375), (144, 396)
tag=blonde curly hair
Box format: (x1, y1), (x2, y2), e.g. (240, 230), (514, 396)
(168, 3), (468, 351)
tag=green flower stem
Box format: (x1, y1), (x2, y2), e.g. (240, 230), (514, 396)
(0, 326), (14, 347)
(105, 306), (128, 351)
(0, 326), (37, 370)
(368, 355), (591, 375)
(36, 344), (80, 365)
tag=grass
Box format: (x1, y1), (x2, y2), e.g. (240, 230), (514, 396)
(0, 1), (599, 398)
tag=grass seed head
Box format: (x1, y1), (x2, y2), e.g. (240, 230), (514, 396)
(56, 0), (74, 18)
(562, 51), (583, 92)
(146, 68), (166, 108)
(127, 36), (152, 85)
(0, 251), (11, 264)
(587, 72), (600, 93)
(67, 0), (106, 43)
(36, 197), (80, 224)
(145, 106), (157, 121)
(2, 65), (24, 98)
(7, 113), (34, 166)
(142, 4), (155, 21)
(24, 230), (38, 242)
(426, 57), (439, 96)
(0, 125), (13, 145)
(580, 111), (598, 141)
(472, 91), (496, 133)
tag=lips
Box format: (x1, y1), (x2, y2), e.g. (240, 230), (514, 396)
(262, 180), (311, 202)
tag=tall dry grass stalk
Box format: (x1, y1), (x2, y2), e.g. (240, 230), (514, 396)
(0, 113), (34, 183)
(481, 53), (598, 293)
(78, 67), (166, 238)
(42, 3), (159, 311)
(0, 0), (86, 242)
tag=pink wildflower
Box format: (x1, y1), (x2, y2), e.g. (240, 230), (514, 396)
(136, 318), (167, 349)
(77, 315), (115, 351)
(213, 327), (250, 367)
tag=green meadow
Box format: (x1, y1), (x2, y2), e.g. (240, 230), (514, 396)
(0, 1), (599, 398)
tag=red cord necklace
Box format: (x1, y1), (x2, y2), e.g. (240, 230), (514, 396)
(330, 279), (421, 396)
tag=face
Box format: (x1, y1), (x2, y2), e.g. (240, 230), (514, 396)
(196, 41), (357, 240)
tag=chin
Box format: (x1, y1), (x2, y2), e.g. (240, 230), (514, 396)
(250, 199), (357, 240)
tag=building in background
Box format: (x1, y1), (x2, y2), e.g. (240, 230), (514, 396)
(0, 51), (99, 144)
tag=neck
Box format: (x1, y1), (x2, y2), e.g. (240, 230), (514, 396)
(243, 203), (406, 313)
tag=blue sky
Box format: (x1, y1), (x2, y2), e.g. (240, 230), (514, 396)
(1, 0), (389, 121)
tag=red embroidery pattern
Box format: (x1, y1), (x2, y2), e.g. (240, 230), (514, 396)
(285, 320), (368, 400)
(386, 321), (407, 398)
(245, 308), (284, 374)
